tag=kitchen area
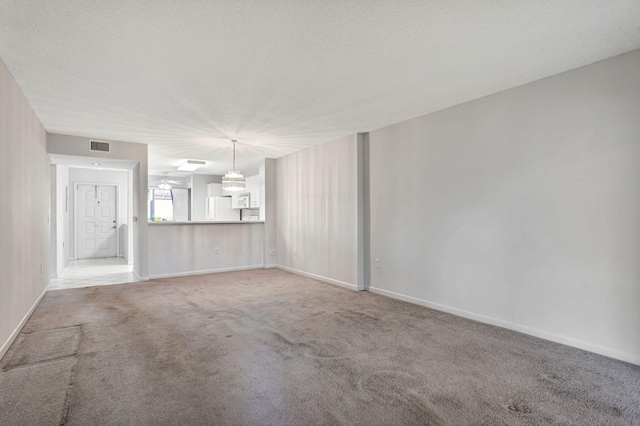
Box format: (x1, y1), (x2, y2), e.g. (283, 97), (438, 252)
(205, 175), (262, 222)
(146, 159), (276, 280)
(147, 169), (264, 223)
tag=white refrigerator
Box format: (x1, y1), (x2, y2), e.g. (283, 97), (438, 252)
(206, 196), (240, 221)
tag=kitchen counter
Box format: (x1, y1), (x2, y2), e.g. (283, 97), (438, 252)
(148, 220), (265, 278)
(149, 220), (264, 225)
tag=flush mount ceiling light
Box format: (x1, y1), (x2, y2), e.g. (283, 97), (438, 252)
(222, 140), (246, 194)
(158, 173), (172, 190)
(177, 159), (206, 172)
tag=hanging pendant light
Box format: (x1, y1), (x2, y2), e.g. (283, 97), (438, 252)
(222, 140), (246, 193)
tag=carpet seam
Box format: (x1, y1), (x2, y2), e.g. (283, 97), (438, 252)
(2, 353), (79, 372)
(59, 323), (82, 426)
(19, 324), (83, 336)
(59, 359), (78, 426)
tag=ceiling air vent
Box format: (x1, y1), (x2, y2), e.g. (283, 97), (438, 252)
(90, 141), (110, 152)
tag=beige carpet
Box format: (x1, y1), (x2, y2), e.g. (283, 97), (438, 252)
(1, 269), (639, 425)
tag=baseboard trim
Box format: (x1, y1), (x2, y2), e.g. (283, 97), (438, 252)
(264, 264), (277, 269)
(276, 265), (357, 291)
(52, 258), (71, 278)
(0, 286), (48, 361)
(132, 270), (149, 281)
(368, 286), (640, 366)
(149, 264), (264, 280)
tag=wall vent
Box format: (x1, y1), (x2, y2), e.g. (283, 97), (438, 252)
(90, 141), (110, 152)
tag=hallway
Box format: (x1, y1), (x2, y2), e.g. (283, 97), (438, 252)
(50, 258), (137, 290)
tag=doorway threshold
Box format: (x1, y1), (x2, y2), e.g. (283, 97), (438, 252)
(50, 257), (138, 290)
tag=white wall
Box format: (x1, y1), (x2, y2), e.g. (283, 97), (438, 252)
(368, 50), (640, 364)
(57, 165), (70, 269)
(48, 134), (149, 278)
(148, 223), (264, 278)
(262, 159), (278, 267)
(49, 164), (70, 277)
(0, 58), (49, 359)
(132, 164), (142, 276)
(49, 165), (57, 276)
(276, 135), (359, 289)
(126, 169), (133, 263)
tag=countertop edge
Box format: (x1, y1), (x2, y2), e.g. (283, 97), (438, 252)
(148, 221), (265, 225)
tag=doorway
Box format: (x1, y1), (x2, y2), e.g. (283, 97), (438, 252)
(49, 156), (141, 289)
(76, 183), (118, 259)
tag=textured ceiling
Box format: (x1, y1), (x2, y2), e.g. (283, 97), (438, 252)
(1, 1), (639, 175)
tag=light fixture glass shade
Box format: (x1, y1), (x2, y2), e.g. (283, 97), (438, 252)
(178, 159), (206, 171)
(222, 170), (246, 193)
(222, 140), (246, 193)
(158, 182), (171, 190)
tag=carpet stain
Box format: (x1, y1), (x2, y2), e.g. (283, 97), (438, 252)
(359, 370), (443, 425)
(305, 339), (351, 359)
(270, 331), (297, 347)
(507, 403), (532, 414)
(359, 370), (420, 402)
(341, 310), (380, 324)
(536, 370), (628, 420)
(541, 372), (567, 382)
(429, 393), (464, 411)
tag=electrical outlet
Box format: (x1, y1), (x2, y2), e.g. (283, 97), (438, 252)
(375, 259), (380, 268)
(293, 247), (297, 255)
(214, 247), (219, 255)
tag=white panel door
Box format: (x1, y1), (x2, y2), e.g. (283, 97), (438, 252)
(77, 184), (117, 259)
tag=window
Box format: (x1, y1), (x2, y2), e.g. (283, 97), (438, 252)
(148, 189), (174, 221)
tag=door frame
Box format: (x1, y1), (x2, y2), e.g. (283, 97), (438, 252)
(74, 182), (120, 260)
